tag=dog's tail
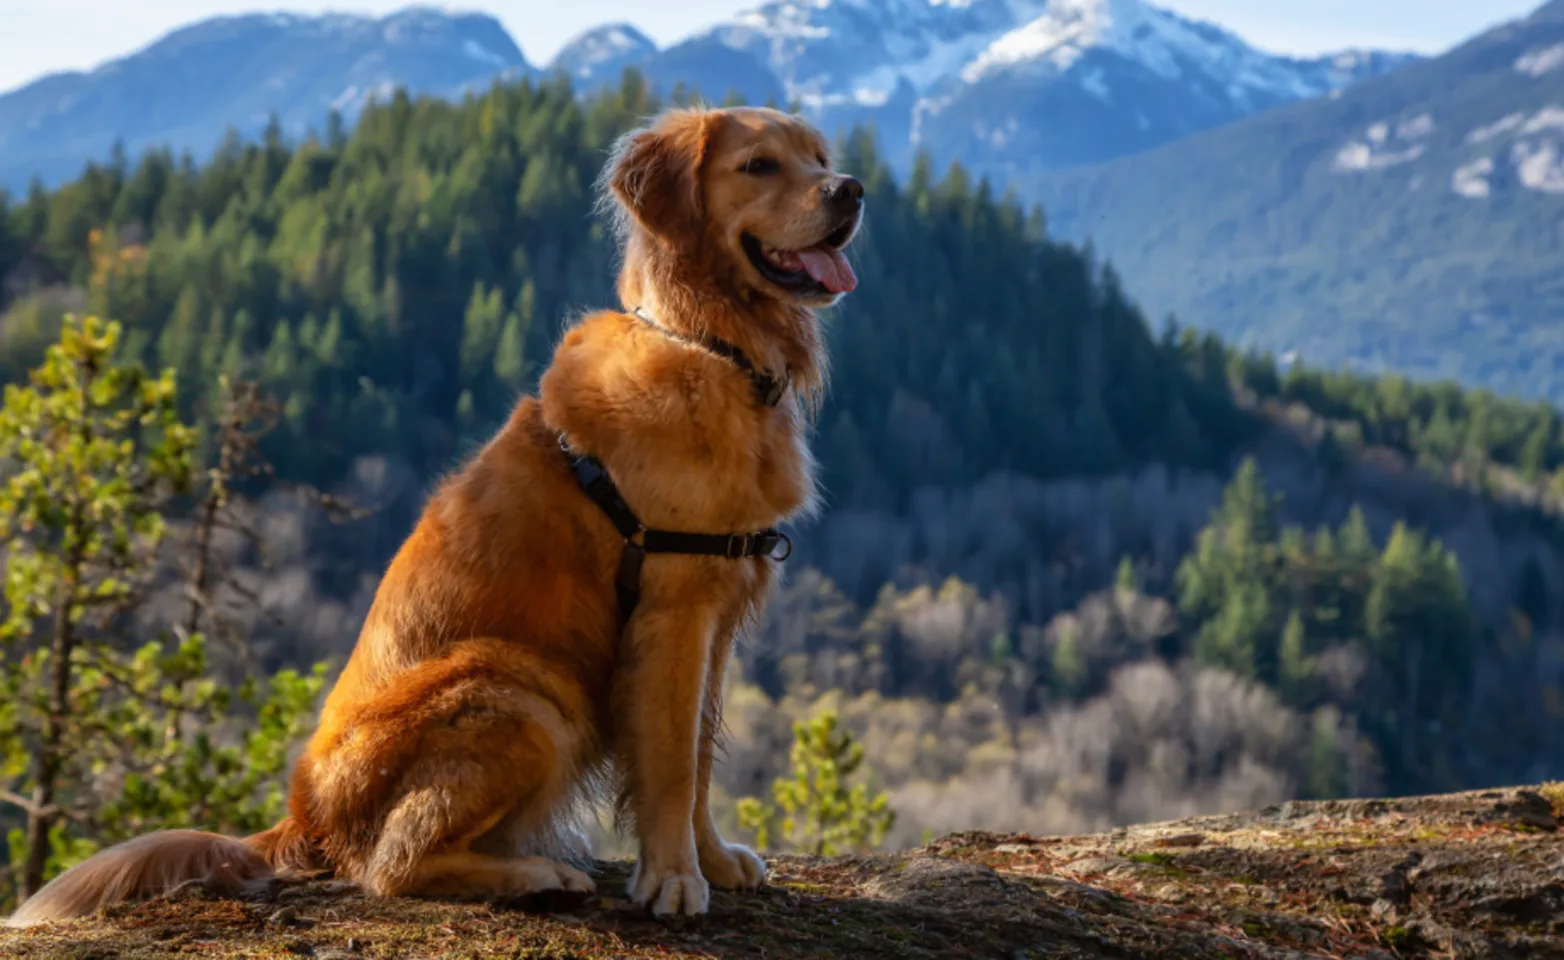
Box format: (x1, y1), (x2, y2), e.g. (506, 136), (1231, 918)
(4, 817), (318, 928)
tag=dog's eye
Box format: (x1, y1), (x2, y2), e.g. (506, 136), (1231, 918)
(816, 153), (828, 168)
(740, 156), (780, 176)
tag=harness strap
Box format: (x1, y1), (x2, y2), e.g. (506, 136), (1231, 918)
(560, 435), (792, 624)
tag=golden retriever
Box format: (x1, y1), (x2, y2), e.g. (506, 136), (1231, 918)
(5, 104), (861, 925)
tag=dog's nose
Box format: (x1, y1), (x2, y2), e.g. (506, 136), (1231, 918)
(823, 176), (864, 211)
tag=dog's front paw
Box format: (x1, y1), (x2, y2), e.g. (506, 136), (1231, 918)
(629, 858), (710, 917)
(699, 841), (767, 891)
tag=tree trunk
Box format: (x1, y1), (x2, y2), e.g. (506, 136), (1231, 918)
(167, 482), (223, 744)
(22, 576), (79, 900)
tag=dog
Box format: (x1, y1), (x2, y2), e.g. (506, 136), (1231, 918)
(5, 104), (862, 926)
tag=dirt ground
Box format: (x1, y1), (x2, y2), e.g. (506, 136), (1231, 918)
(3, 783), (1562, 959)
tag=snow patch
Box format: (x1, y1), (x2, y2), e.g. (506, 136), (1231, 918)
(1514, 139), (1564, 193)
(1396, 113), (1434, 140)
(330, 85), (361, 111)
(603, 27), (642, 51)
(959, 0), (1323, 103)
(848, 17), (1031, 101)
(1452, 157), (1494, 199)
(1517, 42), (1564, 78)
(1080, 67), (1111, 102)
(710, 0), (1361, 115)
(729, 3), (834, 41)
(1334, 115), (1431, 173)
(1523, 106), (1564, 134)
(1467, 112), (1525, 144)
(462, 39), (508, 68)
(552, 24), (654, 78)
(962, 3), (1108, 80)
(1332, 142), (1424, 172)
(977, 116), (1021, 148)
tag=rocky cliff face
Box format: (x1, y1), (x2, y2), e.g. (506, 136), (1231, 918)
(2, 784), (1560, 958)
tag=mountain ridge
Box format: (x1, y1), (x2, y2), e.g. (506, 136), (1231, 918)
(1027, 0), (1564, 400)
(558, 0), (1420, 177)
(0, 7), (532, 191)
(0, 0), (1416, 192)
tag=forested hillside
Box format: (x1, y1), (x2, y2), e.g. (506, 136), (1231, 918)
(0, 72), (1252, 520)
(2, 72), (1563, 853)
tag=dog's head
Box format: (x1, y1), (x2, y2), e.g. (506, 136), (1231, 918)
(605, 106), (863, 308)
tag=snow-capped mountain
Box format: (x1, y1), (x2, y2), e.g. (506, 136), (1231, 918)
(558, 0), (1419, 178)
(0, 7), (531, 191)
(548, 24), (656, 87)
(0, 0), (1416, 193)
(911, 3), (1423, 177)
(1026, 0), (1564, 400)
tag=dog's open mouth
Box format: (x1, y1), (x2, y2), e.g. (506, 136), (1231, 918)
(742, 218), (859, 296)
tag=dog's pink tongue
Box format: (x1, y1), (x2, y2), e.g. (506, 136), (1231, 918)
(798, 246), (858, 294)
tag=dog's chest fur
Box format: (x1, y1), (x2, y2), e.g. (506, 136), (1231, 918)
(539, 311), (819, 536)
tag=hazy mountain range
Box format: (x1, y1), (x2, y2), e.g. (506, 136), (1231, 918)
(0, 0), (1416, 192)
(557, 0), (1417, 182)
(1031, 0), (1564, 400)
(5, 0), (1562, 406)
(0, 9), (529, 192)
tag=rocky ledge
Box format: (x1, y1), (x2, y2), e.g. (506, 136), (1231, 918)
(3, 784), (1562, 959)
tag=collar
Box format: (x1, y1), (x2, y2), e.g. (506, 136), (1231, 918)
(630, 305), (789, 408)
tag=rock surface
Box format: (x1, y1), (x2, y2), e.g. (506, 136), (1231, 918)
(4, 784), (1563, 958)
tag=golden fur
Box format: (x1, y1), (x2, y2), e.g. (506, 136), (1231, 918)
(6, 105), (861, 926)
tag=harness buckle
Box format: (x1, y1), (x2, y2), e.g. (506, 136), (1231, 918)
(767, 531), (793, 562)
(725, 533), (753, 559)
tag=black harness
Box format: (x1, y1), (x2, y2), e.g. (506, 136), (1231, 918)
(559, 307), (794, 625)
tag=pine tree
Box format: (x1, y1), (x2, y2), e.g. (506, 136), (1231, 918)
(156, 288), (202, 382)
(262, 319), (297, 387)
(459, 281), (504, 385)
(1364, 523), (1470, 786)
(1176, 459), (1284, 679)
(0, 317), (194, 900)
(1520, 413), (1552, 484)
(0, 328), (328, 910)
(1115, 557), (1140, 593)
(1219, 458), (1280, 544)
(1051, 624), (1088, 697)
(1278, 610), (1312, 704)
(493, 281), (534, 389)
(736, 713), (894, 856)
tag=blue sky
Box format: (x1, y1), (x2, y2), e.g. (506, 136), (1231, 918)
(0, 0), (1542, 94)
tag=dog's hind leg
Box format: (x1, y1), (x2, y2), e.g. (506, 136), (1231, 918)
(379, 850), (593, 906)
(310, 640), (597, 904)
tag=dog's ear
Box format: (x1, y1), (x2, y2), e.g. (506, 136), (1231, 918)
(607, 111), (720, 243)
